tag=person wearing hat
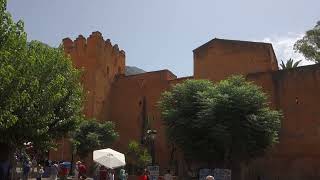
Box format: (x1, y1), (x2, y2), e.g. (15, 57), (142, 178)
(206, 175), (214, 180)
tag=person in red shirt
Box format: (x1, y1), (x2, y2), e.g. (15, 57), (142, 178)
(59, 163), (68, 178)
(99, 166), (108, 180)
(139, 169), (149, 180)
(78, 162), (87, 179)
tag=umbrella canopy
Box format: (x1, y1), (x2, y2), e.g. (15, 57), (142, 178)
(93, 148), (126, 169)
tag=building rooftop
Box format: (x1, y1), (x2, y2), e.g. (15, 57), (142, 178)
(193, 38), (273, 53)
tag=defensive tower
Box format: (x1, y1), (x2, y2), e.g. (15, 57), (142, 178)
(63, 31), (125, 121)
(193, 38), (279, 82)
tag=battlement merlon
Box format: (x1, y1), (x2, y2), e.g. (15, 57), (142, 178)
(62, 31), (126, 74)
(62, 31), (126, 58)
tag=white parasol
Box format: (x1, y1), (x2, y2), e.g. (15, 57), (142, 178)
(93, 148), (126, 169)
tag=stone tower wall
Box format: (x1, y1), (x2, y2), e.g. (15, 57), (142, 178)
(63, 31), (125, 121)
(193, 39), (278, 82)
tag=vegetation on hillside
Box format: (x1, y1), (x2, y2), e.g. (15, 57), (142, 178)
(125, 66), (146, 76)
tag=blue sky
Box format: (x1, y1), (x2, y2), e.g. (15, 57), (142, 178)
(8, 0), (320, 77)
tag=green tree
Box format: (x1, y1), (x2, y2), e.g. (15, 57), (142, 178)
(294, 21), (320, 63)
(159, 77), (281, 180)
(0, 0), (84, 171)
(126, 140), (151, 174)
(71, 120), (119, 158)
(0, 41), (84, 154)
(158, 79), (214, 159)
(280, 58), (302, 69)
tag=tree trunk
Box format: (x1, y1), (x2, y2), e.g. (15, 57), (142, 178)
(0, 143), (14, 180)
(9, 151), (16, 180)
(231, 162), (240, 180)
(70, 152), (74, 176)
(230, 145), (243, 180)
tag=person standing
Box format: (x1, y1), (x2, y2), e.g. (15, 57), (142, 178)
(31, 158), (37, 177)
(74, 161), (81, 180)
(22, 161), (31, 180)
(139, 169), (148, 180)
(108, 169), (115, 180)
(50, 161), (59, 180)
(99, 166), (107, 180)
(119, 168), (128, 180)
(36, 165), (44, 180)
(78, 161), (87, 179)
(42, 160), (51, 178)
(163, 169), (173, 180)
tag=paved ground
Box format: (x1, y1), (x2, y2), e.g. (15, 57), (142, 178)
(26, 178), (93, 180)
(15, 167), (94, 180)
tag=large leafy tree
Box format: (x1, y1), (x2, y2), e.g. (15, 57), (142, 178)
(0, 0), (83, 165)
(71, 120), (119, 158)
(159, 77), (281, 180)
(294, 21), (320, 63)
(159, 80), (215, 160)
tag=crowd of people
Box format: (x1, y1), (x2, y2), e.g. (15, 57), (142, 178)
(94, 167), (174, 180)
(136, 168), (216, 180)
(12, 155), (208, 180)
(22, 160), (69, 180)
(92, 164), (128, 180)
(12, 152), (183, 180)
(137, 168), (174, 180)
(15, 156), (128, 180)
(21, 159), (89, 180)
(11, 160), (207, 180)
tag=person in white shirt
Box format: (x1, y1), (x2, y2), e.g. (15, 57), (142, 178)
(163, 169), (173, 180)
(108, 169), (115, 180)
(50, 162), (59, 180)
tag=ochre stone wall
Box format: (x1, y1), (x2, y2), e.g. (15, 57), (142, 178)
(49, 138), (72, 161)
(50, 32), (320, 179)
(110, 70), (176, 170)
(193, 39), (278, 82)
(244, 65), (320, 180)
(169, 76), (194, 86)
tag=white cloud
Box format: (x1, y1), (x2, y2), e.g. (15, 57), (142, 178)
(259, 33), (314, 66)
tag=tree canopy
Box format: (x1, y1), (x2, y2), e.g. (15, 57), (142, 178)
(294, 21), (320, 63)
(71, 120), (119, 158)
(159, 79), (215, 160)
(0, 0), (84, 155)
(159, 76), (281, 168)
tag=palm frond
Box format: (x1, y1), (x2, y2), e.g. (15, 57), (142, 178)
(293, 60), (302, 67)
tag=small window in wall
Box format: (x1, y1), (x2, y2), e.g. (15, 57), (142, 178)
(107, 66), (110, 75)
